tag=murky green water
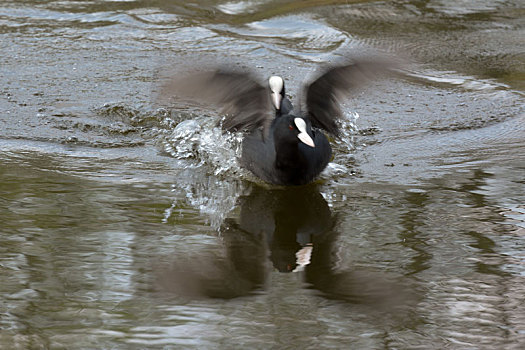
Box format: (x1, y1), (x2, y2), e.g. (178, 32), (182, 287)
(1, 0), (524, 348)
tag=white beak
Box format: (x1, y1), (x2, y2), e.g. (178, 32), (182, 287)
(271, 92), (282, 110)
(294, 118), (315, 148)
(269, 76), (284, 110)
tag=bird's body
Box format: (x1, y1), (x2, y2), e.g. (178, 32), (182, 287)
(163, 57), (392, 185)
(241, 114), (331, 185)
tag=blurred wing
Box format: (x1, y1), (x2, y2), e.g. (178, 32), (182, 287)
(161, 69), (271, 133)
(305, 58), (395, 136)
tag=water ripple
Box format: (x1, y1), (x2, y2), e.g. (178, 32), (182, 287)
(212, 15), (350, 60)
(420, 277), (513, 347)
(217, 0), (266, 15)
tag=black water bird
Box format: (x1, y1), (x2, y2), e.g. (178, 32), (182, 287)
(163, 58), (392, 185)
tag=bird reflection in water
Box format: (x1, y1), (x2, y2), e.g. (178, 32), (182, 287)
(234, 184), (332, 274)
(158, 184), (418, 313)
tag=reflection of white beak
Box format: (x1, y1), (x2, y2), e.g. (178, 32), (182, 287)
(294, 118), (315, 148)
(271, 92), (282, 110)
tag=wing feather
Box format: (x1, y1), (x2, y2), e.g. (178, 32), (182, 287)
(305, 58), (396, 136)
(161, 69), (272, 133)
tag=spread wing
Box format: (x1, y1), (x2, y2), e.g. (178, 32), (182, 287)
(161, 69), (272, 133)
(305, 58), (396, 136)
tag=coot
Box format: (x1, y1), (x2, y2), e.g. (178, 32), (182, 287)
(164, 58), (391, 185)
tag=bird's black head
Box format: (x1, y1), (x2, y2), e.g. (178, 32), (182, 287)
(273, 115), (315, 148)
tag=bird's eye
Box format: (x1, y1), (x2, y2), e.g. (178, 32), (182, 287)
(288, 124), (294, 130)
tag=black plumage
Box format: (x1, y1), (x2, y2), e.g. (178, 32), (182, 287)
(163, 58), (392, 185)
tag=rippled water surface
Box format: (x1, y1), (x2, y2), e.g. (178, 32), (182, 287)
(1, 0), (524, 349)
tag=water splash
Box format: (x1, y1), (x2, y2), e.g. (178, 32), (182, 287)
(162, 115), (247, 228)
(163, 116), (245, 175)
(321, 111), (360, 181)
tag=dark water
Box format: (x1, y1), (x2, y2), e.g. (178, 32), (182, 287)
(1, 0), (524, 348)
